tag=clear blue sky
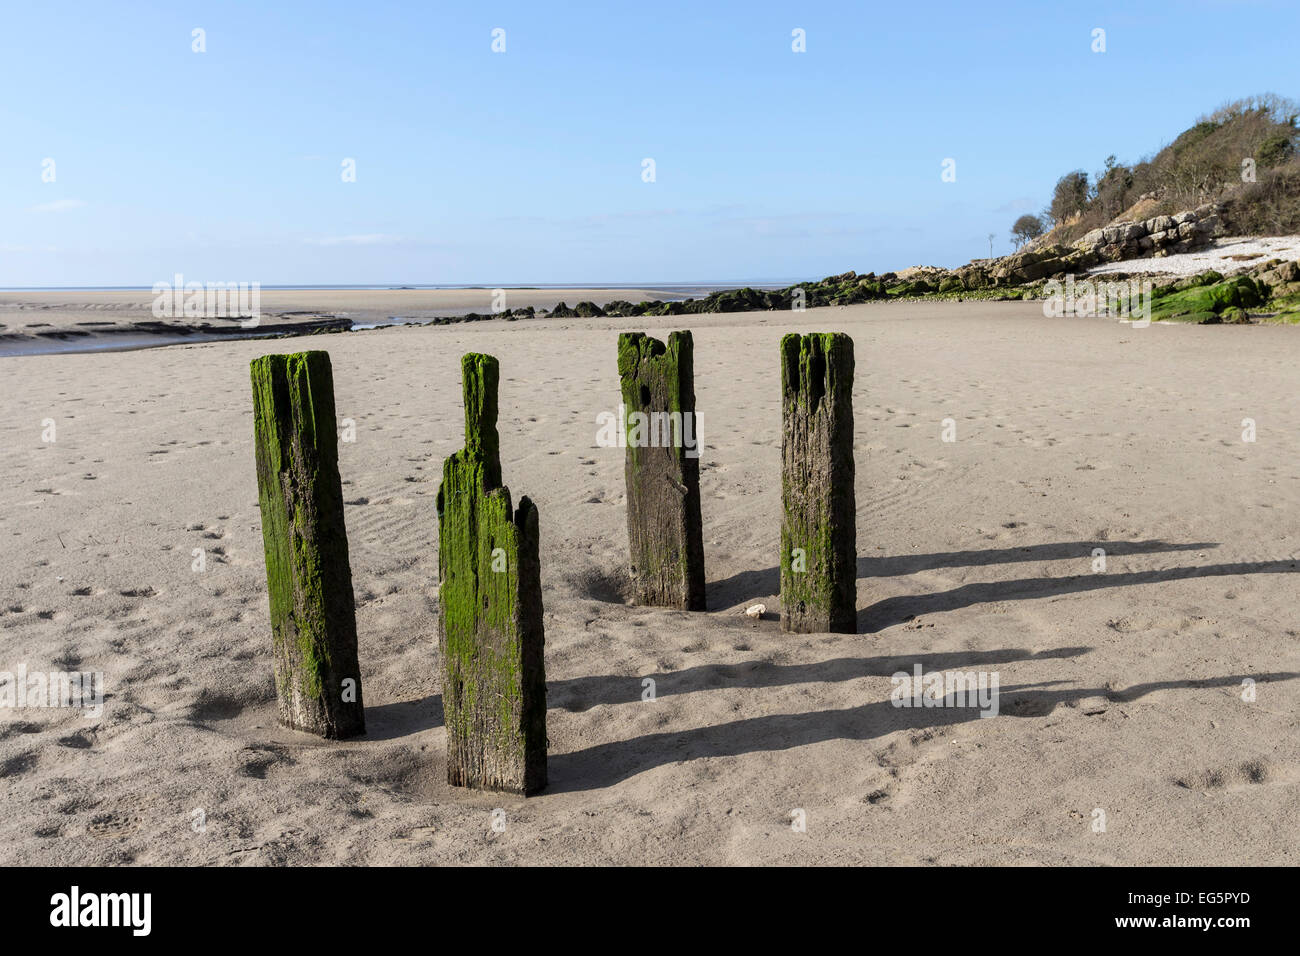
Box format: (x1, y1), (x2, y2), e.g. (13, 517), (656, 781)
(1, 0), (1296, 287)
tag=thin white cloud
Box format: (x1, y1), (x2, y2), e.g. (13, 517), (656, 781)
(0, 243), (58, 252)
(31, 198), (87, 213)
(992, 197), (1036, 215)
(495, 208), (686, 228)
(305, 234), (407, 246)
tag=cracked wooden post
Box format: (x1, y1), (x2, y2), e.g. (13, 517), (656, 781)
(250, 350), (365, 738)
(617, 331), (706, 610)
(780, 332), (857, 633)
(437, 353), (547, 795)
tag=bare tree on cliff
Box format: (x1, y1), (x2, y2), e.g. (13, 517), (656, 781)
(1049, 170), (1091, 225)
(1011, 214), (1045, 249)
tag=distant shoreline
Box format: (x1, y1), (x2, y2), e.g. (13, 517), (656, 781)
(0, 286), (755, 358)
(7, 236), (1300, 359)
(0, 281), (802, 294)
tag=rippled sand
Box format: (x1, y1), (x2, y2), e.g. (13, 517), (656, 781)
(2, 299), (1297, 864)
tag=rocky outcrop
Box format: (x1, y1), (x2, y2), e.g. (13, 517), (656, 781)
(1072, 203), (1225, 262)
(933, 203), (1230, 289)
(1251, 258), (1300, 298)
(953, 245), (1099, 288)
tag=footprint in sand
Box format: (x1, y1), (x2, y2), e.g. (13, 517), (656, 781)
(0, 751), (40, 777)
(0, 721), (42, 740)
(86, 810), (143, 838)
(188, 691), (248, 722)
(1174, 758), (1290, 792)
(237, 745), (293, 779)
(57, 728), (98, 749)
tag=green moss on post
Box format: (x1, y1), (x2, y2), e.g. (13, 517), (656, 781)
(250, 350), (365, 738)
(617, 331), (706, 610)
(780, 333), (857, 633)
(437, 353), (546, 795)
(460, 352), (502, 489)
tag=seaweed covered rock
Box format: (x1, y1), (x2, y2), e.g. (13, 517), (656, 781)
(887, 279), (936, 297)
(701, 287), (772, 313)
(1150, 275), (1265, 323)
(601, 299), (636, 317)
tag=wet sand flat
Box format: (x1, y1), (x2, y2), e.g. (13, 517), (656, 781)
(0, 287), (681, 355)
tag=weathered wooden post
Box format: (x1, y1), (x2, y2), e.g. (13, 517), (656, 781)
(617, 331), (706, 610)
(437, 353), (547, 794)
(780, 332), (857, 633)
(250, 350), (365, 738)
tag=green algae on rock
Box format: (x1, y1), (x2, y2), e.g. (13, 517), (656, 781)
(437, 353), (547, 795)
(780, 333), (857, 634)
(617, 331), (706, 611)
(1149, 274), (1267, 322)
(250, 350), (365, 739)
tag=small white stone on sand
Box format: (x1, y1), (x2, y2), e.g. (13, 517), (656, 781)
(745, 604), (766, 619)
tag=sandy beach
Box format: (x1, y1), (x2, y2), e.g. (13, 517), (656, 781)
(1, 298), (1298, 865)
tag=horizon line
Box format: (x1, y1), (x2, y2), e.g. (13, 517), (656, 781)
(0, 278), (815, 293)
